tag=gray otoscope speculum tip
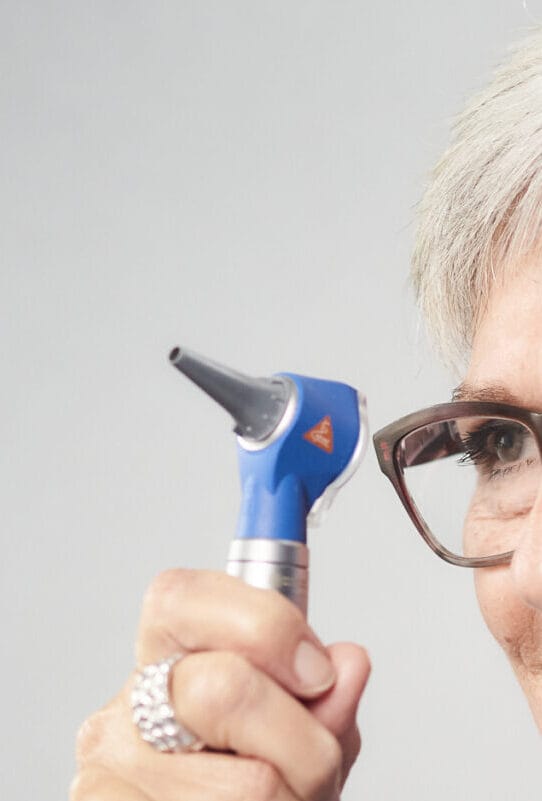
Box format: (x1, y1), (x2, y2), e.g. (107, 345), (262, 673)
(169, 346), (293, 441)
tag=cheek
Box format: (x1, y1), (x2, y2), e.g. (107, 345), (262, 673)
(463, 509), (526, 559)
(474, 567), (540, 661)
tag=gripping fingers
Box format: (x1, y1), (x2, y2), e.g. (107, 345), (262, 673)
(137, 570), (336, 699)
(76, 693), (301, 801)
(169, 650), (342, 801)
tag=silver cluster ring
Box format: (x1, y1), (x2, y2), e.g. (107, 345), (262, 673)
(131, 653), (205, 753)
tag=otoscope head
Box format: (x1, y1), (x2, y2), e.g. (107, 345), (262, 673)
(169, 346), (292, 441)
(170, 346), (366, 544)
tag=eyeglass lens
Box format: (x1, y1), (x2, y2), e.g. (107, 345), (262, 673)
(398, 416), (542, 559)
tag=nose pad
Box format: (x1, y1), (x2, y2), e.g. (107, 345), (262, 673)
(510, 484), (542, 611)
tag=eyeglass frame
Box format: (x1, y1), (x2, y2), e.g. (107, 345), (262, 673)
(373, 400), (542, 567)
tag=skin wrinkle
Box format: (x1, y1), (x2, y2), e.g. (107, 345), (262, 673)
(486, 459), (536, 482)
(479, 588), (542, 674)
(466, 252), (542, 727)
(518, 623), (542, 675)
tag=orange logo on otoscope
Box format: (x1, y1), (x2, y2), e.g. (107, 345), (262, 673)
(303, 415), (334, 454)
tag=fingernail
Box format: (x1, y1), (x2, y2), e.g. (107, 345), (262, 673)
(294, 640), (336, 692)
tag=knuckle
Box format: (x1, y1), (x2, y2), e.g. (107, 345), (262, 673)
(140, 568), (226, 628)
(137, 568), (229, 665)
(69, 769), (106, 801)
(75, 712), (106, 766)
(351, 725), (362, 761)
(138, 568), (199, 658)
(311, 731), (342, 797)
(182, 650), (259, 722)
(239, 589), (305, 652)
(340, 724), (362, 785)
(142, 568), (191, 616)
(75, 700), (117, 767)
(361, 647), (372, 679)
(238, 759), (282, 801)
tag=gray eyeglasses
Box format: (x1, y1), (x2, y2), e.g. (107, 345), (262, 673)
(373, 401), (542, 567)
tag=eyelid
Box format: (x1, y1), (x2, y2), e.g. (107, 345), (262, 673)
(460, 420), (525, 438)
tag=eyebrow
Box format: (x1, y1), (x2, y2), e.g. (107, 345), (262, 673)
(451, 382), (524, 405)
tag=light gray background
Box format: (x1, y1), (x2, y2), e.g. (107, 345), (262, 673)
(2, 2), (540, 798)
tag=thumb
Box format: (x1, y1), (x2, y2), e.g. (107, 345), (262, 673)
(306, 642), (370, 791)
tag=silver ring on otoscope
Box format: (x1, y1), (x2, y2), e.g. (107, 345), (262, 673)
(131, 653), (206, 753)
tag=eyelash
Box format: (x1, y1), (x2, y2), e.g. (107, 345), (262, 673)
(458, 423), (526, 479)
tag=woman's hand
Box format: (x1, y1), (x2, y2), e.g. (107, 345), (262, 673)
(71, 569), (370, 801)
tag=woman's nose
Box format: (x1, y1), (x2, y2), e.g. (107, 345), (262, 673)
(511, 486), (542, 611)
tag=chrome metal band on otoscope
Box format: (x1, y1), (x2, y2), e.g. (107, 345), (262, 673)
(226, 538), (309, 616)
(170, 346), (367, 617)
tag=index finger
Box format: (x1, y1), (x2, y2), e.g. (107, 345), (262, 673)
(136, 569), (336, 699)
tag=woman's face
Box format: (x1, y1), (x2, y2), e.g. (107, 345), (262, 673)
(461, 254), (542, 726)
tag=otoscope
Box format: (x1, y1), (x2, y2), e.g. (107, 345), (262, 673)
(170, 347), (368, 617)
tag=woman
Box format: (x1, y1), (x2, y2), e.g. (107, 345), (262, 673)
(71, 29), (542, 800)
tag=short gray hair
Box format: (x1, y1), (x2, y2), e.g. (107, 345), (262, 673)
(412, 27), (542, 371)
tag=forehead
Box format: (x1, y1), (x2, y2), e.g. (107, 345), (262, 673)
(465, 256), (542, 408)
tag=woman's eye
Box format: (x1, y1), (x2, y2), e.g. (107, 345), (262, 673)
(460, 422), (528, 471)
(492, 429), (524, 463)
